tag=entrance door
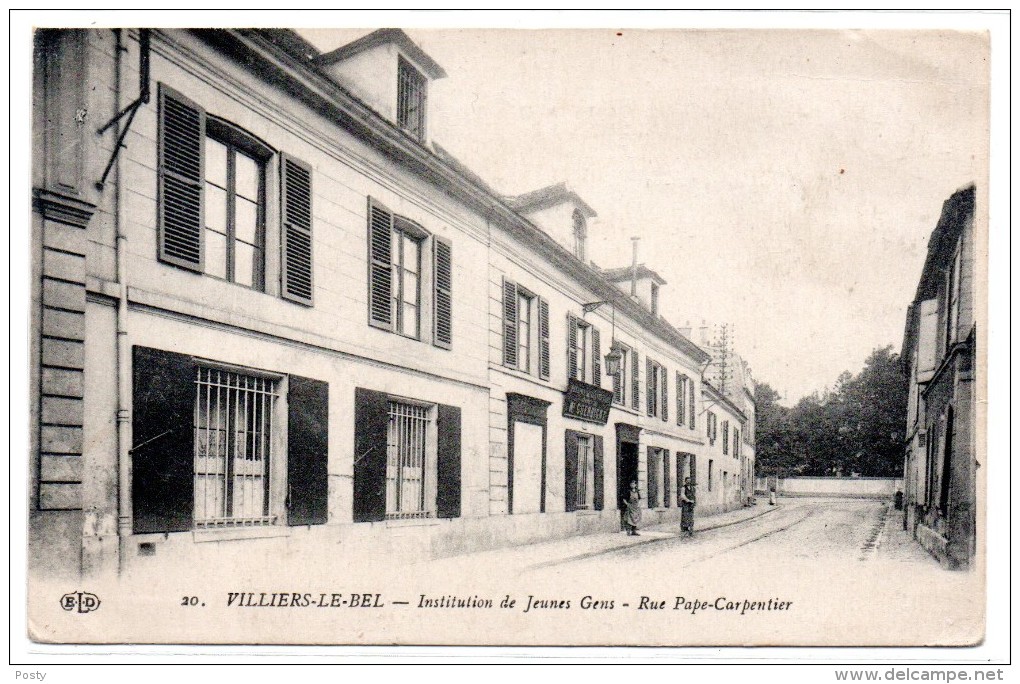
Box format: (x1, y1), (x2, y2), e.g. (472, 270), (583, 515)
(617, 441), (639, 510)
(512, 421), (543, 514)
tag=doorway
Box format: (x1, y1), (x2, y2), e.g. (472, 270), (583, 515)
(617, 441), (639, 512)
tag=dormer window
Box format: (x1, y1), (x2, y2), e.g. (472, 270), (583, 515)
(397, 56), (427, 141)
(572, 209), (587, 261)
(650, 281), (660, 317)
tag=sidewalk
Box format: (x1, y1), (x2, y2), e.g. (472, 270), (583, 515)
(423, 500), (781, 573)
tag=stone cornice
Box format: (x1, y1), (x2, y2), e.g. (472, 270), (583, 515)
(33, 189), (96, 229)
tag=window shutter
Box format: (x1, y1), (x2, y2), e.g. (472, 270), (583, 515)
(676, 372), (684, 426)
(281, 154), (313, 305)
(646, 358), (655, 415)
(689, 381), (696, 430)
(432, 236), (453, 349)
(690, 454), (698, 487)
(612, 351), (622, 402)
(676, 453), (685, 506)
(502, 278), (518, 367)
(437, 403), (462, 519)
(353, 387), (389, 522)
(157, 85), (204, 272)
(564, 431), (578, 513)
(663, 450), (672, 508)
(368, 199), (394, 329)
(591, 325), (601, 385)
(593, 435), (604, 511)
(631, 350), (640, 411)
(647, 446), (659, 508)
(538, 297), (550, 380)
(131, 346), (195, 533)
(287, 375), (329, 526)
(566, 314), (578, 381)
(661, 367), (668, 422)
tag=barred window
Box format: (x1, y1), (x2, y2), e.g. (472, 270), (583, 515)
(397, 57), (427, 141)
(193, 367), (278, 527)
(386, 400), (435, 519)
(575, 434), (595, 510)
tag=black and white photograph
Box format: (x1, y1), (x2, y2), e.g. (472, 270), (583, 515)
(13, 9), (1007, 665)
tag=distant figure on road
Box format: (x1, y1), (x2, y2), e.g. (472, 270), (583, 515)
(623, 481), (642, 536)
(680, 477), (696, 537)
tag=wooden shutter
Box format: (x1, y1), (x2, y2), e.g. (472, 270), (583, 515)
(647, 446), (659, 508)
(564, 431), (578, 512)
(661, 367), (669, 422)
(281, 154), (313, 305)
(591, 325), (601, 385)
(646, 358), (655, 415)
(689, 454), (698, 487)
(689, 381), (696, 430)
(612, 351), (622, 402)
(131, 346), (195, 533)
(502, 278), (517, 367)
(368, 199), (394, 328)
(157, 85), (204, 272)
(676, 453), (685, 506)
(663, 449), (672, 508)
(566, 314), (578, 381)
(436, 404), (462, 518)
(593, 435), (604, 511)
(676, 372), (684, 426)
(353, 387), (389, 522)
(631, 350), (640, 410)
(432, 236), (453, 349)
(287, 375), (328, 526)
(538, 297), (550, 380)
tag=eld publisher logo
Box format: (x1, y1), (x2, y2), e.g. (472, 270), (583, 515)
(60, 592), (101, 614)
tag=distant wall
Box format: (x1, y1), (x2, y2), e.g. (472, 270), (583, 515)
(755, 476), (903, 499)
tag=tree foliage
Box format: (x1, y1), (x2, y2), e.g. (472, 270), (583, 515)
(754, 345), (907, 477)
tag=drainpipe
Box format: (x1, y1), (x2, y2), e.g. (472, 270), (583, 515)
(114, 29), (130, 565)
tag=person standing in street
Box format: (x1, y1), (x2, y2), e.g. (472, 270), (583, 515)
(680, 477), (696, 537)
(622, 481), (642, 536)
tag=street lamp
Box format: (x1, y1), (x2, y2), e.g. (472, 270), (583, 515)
(582, 300), (623, 377)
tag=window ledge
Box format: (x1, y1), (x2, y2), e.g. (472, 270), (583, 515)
(385, 517), (442, 528)
(574, 509), (601, 516)
(192, 525), (291, 543)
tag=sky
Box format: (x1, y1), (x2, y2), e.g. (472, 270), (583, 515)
(300, 23), (989, 404)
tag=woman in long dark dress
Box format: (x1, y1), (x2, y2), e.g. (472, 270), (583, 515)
(680, 477), (696, 537)
(622, 481), (642, 536)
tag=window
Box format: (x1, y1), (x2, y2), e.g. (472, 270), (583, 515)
(354, 388), (461, 522)
(131, 346), (329, 534)
(688, 379), (696, 430)
(676, 373), (689, 427)
(156, 85), (313, 304)
(517, 290), (533, 372)
(565, 430), (603, 512)
(203, 126), (266, 289)
(386, 400), (435, 519)
(707, 411), (718, 445)
(646, 359), (667, 420)
(194, 366), (278, 526)
(612, 344), (630, 406)
(502, 279), (549, 377)
(650, 282), (659, 317)
(572, 209), (587, 262)
(722, 420), (730, 455)
(946, 241), (962, 348)
(567, 314), (601, 385)
(369, 200), (453, 347)
(397, 56), (427, 141)
(391, 219), (423, 338)
(734, 429), (740, 458)
(708, 459), (714, 491)
(575, 434), (595, 510)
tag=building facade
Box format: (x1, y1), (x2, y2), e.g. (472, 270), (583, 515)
(900, 185), (977, 569)
(31, 28), (752, 579)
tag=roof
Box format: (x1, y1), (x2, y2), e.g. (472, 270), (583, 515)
(702, 382), (747, 421)
(599, 264), (667, 286)
(505, 182), (597, 219)
(314, 28), (447, 80)
(198, 29), (710, 366)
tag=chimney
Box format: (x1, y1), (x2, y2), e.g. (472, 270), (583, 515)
(630, 237), (640, 298)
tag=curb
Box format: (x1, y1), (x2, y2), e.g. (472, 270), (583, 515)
(526, 504), (784, 571)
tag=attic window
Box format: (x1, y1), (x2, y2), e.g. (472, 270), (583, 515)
(572, 209), (587, 261)
(397, 56), (426, 141)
